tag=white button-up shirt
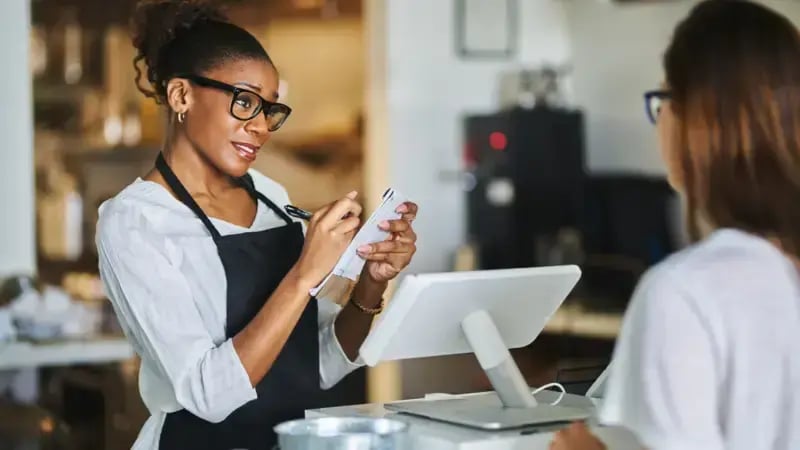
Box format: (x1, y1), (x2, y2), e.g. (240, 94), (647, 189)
(96, 170), (363, 450)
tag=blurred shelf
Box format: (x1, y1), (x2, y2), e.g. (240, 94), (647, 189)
(32, 0), (362, 28)
(543, 305), (622, 340)
(229, 0), (363, 25)
(0, 336), (133, 370)
(34, 83), (101, 102)
(32, 0), (138, 27)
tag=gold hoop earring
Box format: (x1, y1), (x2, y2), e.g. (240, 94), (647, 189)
(177, 112), (186, 123)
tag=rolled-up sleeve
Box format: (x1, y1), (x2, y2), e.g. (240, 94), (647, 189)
(295, 209), (365, 389)
(97, 215), (256, 423)
(317, 297), (365, 389)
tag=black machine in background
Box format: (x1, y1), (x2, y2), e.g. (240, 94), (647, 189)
(464, 106), (678, 311)
(579, 175), (677, 310)
(464, 105), (584, 270)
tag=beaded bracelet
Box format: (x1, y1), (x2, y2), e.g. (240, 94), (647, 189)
(350, 296), (384, 315)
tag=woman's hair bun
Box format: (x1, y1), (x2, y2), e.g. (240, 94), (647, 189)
(131, 0), (227, 101)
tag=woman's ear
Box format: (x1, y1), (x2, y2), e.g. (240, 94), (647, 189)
(166, 78), (192, 116)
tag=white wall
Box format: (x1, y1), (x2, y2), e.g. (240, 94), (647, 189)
(377, 0), (800, 276)
(366, 0), (571, 399)
(564, 0), (800, 174)
(381, 0), (571, 275)
(0, 0), (35, 277)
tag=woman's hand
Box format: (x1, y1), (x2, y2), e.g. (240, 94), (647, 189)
(550, 422), (606, 450)
(357, 201), (418, 283)
(292, 191), (362, 288)
(333, 201), (417, 361)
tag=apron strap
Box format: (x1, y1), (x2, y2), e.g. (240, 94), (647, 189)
(239, 173), (295, 226)
(156, 153), (295, 238)
(155, 153), (222, 241)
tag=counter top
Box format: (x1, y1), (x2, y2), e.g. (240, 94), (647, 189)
(307, 390), (640, 450)
(0, 335), (134, 370)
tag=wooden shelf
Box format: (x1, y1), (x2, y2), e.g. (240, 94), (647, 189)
(32, 0), (363, 28)
(543, 305), (623, 340)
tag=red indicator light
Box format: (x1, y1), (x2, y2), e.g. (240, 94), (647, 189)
(489, 131), (507, 151)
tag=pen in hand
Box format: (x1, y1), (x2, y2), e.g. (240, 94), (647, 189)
(284, 204), (313, 221)
(284, 203), (360, 223)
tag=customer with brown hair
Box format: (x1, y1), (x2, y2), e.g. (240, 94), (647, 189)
(551, 1), (800, 449)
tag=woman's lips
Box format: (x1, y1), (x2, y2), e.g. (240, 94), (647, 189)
(232, 142), (259, 162)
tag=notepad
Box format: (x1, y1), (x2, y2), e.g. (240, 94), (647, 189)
(310, 188), (409, 297)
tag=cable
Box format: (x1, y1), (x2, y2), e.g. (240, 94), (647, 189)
(532, 382), (566, 405)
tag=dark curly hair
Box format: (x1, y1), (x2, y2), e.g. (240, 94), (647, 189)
(131, 0), (272, 104)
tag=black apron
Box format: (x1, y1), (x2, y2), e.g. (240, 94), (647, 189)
(154, 154), (322, 449)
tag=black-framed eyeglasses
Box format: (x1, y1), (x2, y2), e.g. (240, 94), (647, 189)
(179, 74), (292, 132)
(644, 89), (671, 125)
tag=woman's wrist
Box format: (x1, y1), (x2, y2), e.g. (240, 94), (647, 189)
(286, 265), (318, 293)
(353, 276), (387, 307)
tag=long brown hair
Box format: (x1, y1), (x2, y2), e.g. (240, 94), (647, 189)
(664, 0), (800, 257)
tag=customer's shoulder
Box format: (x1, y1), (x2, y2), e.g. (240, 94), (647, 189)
(636, 228), (791, 308)
(660, 229), (784, 278)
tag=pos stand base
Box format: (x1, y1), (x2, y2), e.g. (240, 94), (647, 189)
(385, 310), (591, 430)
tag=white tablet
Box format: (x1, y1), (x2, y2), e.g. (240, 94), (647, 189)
(359, 265), (581, 366)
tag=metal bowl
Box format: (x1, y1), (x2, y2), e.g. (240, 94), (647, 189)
(274, 417), (408, 450)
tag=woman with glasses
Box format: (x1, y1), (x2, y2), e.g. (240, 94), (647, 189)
(551, 1), (800, 449)
(95, 1), (419, 448)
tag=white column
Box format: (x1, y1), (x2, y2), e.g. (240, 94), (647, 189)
(0, 0), (36, 404)
(0, 0), (35, 277)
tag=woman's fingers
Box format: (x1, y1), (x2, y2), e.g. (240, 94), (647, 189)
(396, 201), (418, 215)
(357, 240), (415, 258)
(319, 191), (362, 230)
(378, 219), (410, 233)
(332, 216), (361, 235)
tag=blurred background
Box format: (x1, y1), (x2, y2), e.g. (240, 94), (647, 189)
(1, 0), (797, 448)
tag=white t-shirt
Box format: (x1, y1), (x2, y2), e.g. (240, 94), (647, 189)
(599, 229), (800, 450)
(95, 169), (363, 450)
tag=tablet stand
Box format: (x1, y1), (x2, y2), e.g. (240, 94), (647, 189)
(385, 309), (591, 430)
(461, 310), (538, 408)
(363, 267), (593, 430)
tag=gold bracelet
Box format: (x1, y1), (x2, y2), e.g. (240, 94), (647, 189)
(350, 296), (384, 315)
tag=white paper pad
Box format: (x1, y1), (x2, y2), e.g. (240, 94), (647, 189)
(311, 188), (409, 297)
